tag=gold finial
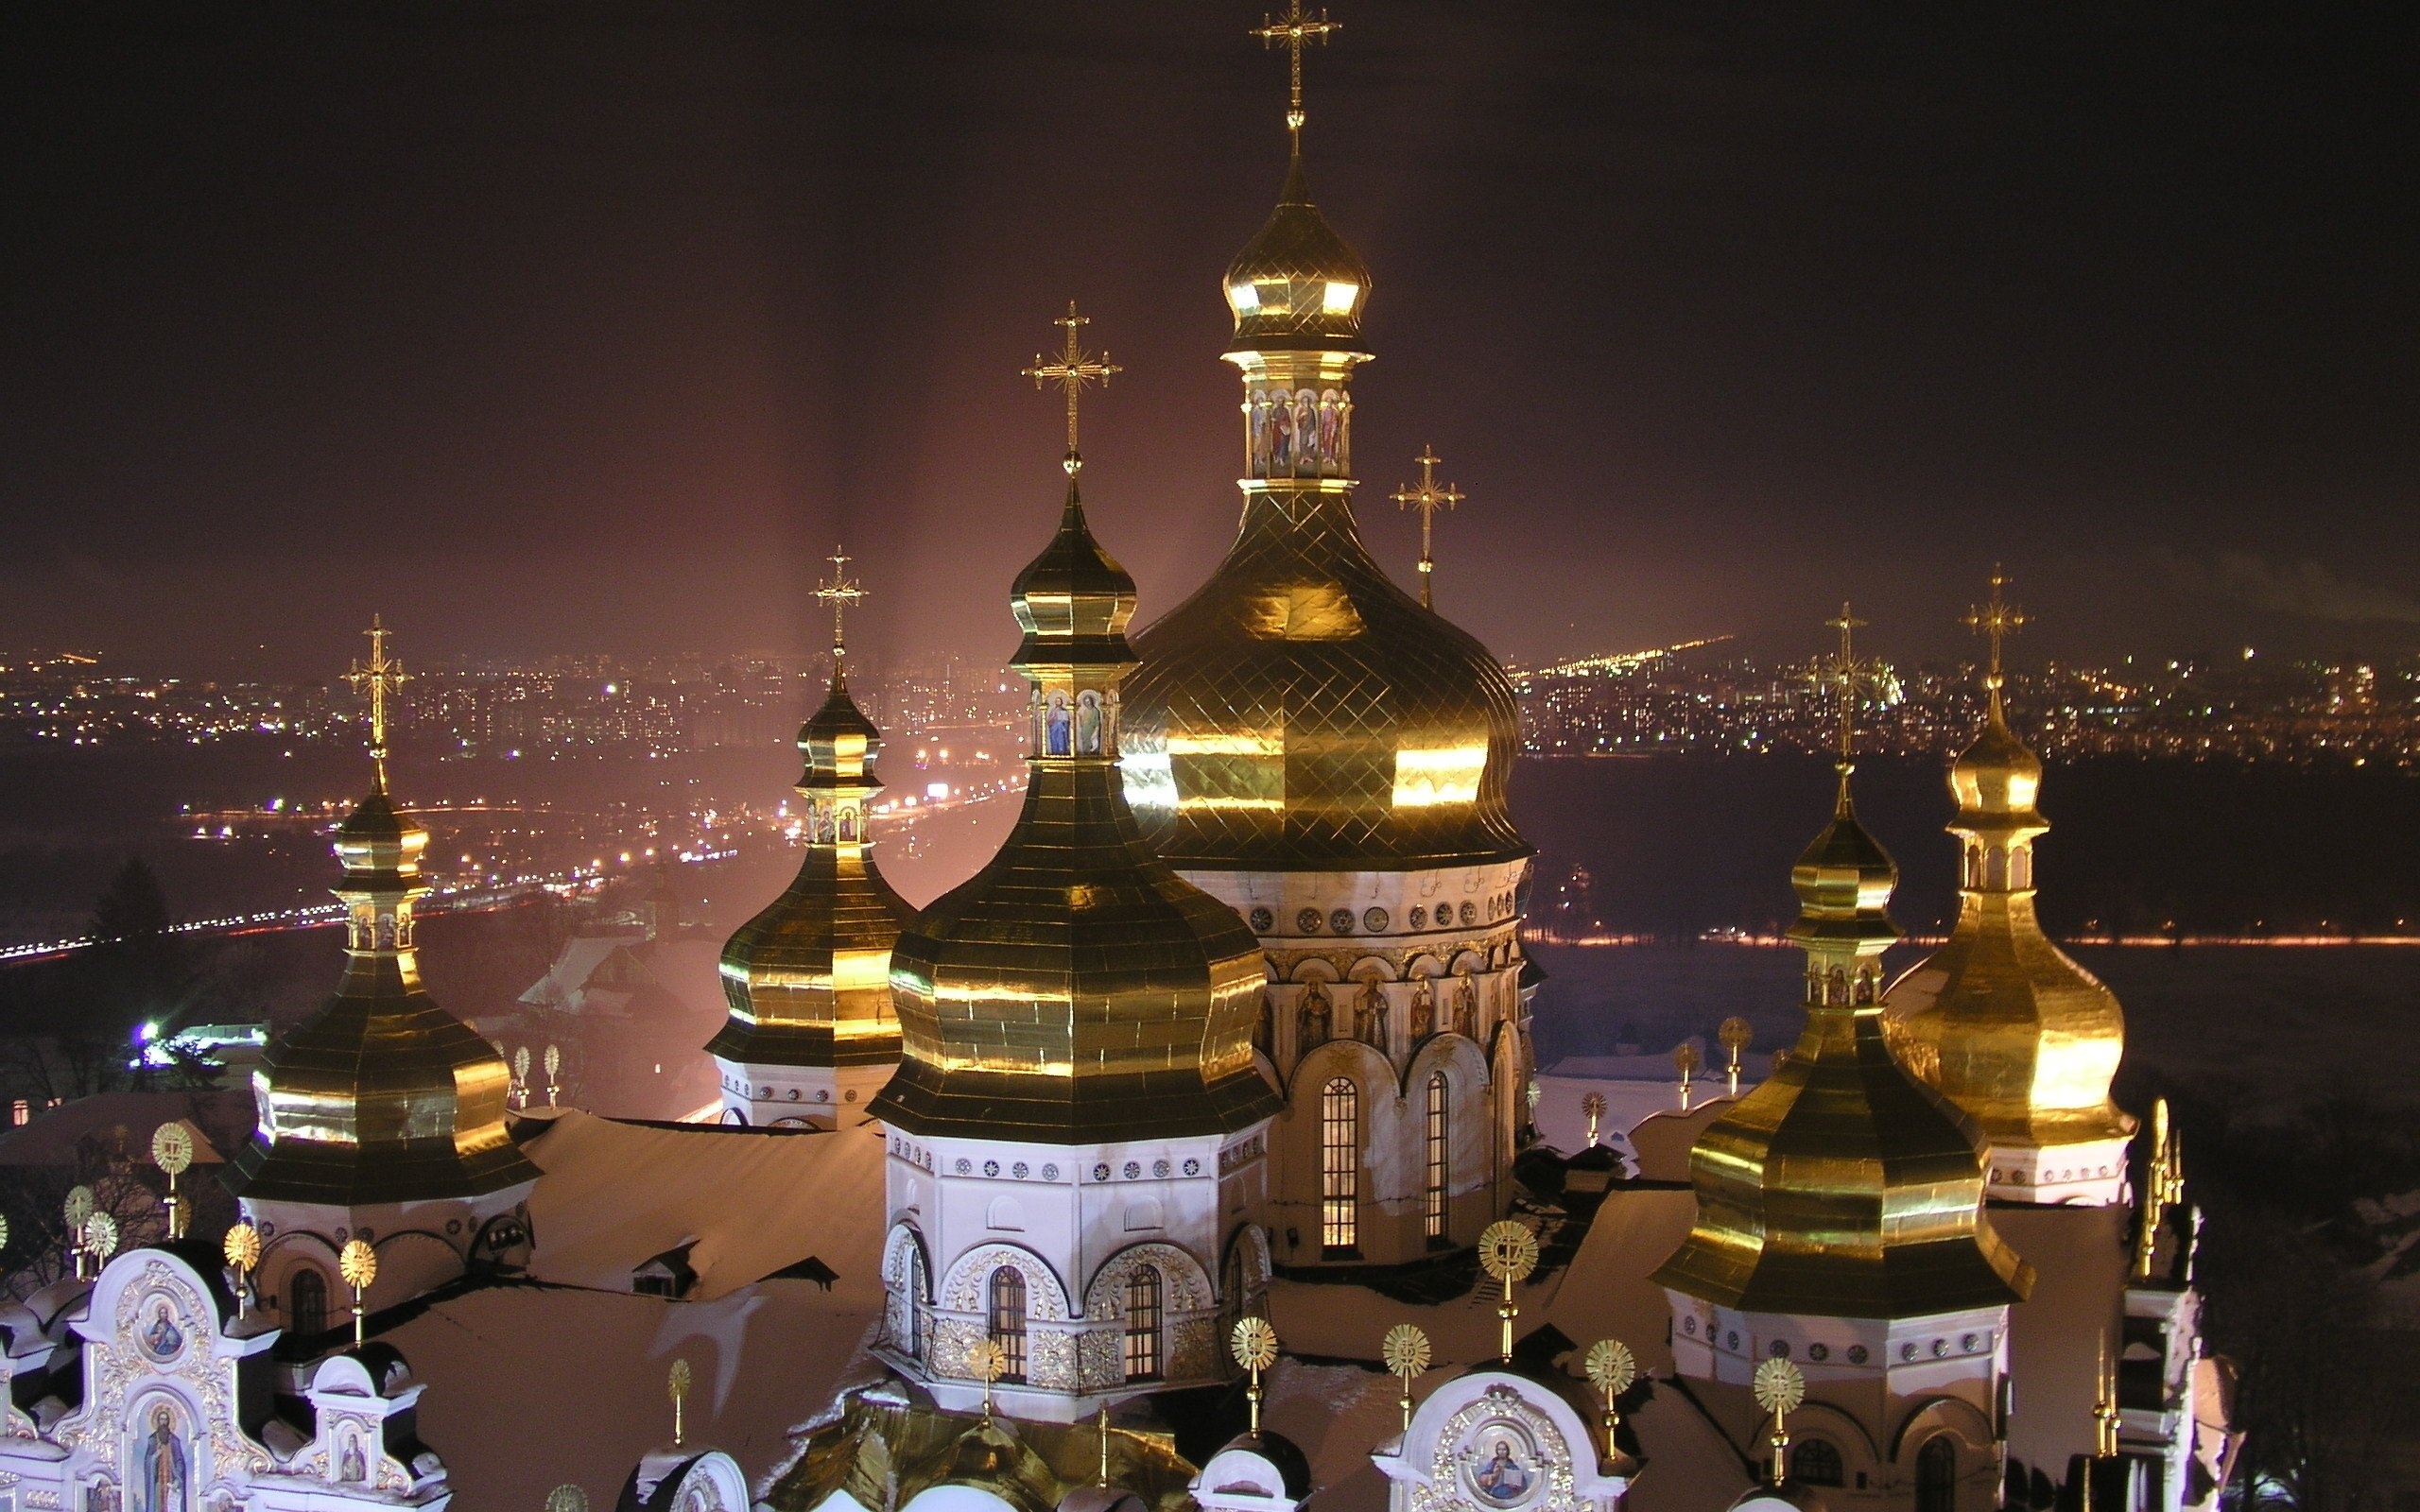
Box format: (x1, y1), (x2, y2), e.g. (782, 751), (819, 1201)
(1753, 1357), (1805, 1486)
(82, 1211), (119, 1267)
(151, 1122), (193, 1239)
(2093, 1331), (2121, 1458)
(1382, 1323), (1430, 1431)
(1251, 0), (1340, 148)
(544, 1042), (562, 1108)
(816, 546), (866, 662)
(1022, 301), (1122, 475)
(2135, 1097), (2172, 1280)
(1232, 1315), (1280, 1435)
(340, 1237), (377, 1345)
(667, 1358), (693, 1447)
(346, 615), (411, 791)
(1962, 565), (2029, 723)
(1672, 1040), (1700, 1109)
(1719, 1017), (1753, 1096)
(970, 1338), (1009, 1424)
(1478, 1219), (1540, 1360)
(1584, 1339), (1638, 1460)
(1390, 447), (1466, 610)
(64, 1185), (95, 1279)
(1097, 1402), (1111, 1486)
(1581, 1091), (1607, 1147)
(224, 1221), (262, 1317)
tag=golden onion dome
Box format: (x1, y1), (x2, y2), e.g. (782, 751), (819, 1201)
(712, 664), (913, 1071)
(872, 481), (1279, 1143)
(1224, 153), (1372, 354)
(1653, 773), (2031, 1318)
(1884, 699), (2131, 1157)
(231, 782), (535, 1206)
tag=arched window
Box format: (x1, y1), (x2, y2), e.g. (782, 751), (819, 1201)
(1790, 1438), (1844, 1487)
(1220, 1237), (1249, 1336)
(1424, 1072), (1449, 1246)
(1915, 1436), (1957, 1512)
(1123, 1266), (1163, 1382)
(288, 1267), (329, 1337)
(904, 1246), (927, 1359)
(987, 1267), (1028, 1383)
(1321, 1077), (1359, 1255)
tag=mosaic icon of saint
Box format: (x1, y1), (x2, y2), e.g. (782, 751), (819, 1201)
(138, 1406), (188, 1512)
(1045, 692), (1072, 756)
(1410, 976), (1435, 1040)
(1075, 690), (1104, 755)
(1299, 979), (1331, 1049)
(141, 1299), (182, 1360)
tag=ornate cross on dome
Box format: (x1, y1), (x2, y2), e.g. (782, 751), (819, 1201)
(1022, 301), (1121, 475)
(1391, 446), (1465, 610)
(1252, 1), (1340, 146)
(346, 614), (410, 788)
(1962, 564), (2028, 713)
(815, 545), (865, 660)
(1814, 602), (1885, 790)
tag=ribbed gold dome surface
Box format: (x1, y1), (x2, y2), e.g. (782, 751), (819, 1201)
(872, 484), (1280, 1142)
(1121, 493), (1529, 869)
(1653, 777), (2031, 1318)
(1884, 703), (2131, 1154)
(230, 785), (534, 1206)
(713, 668), (914, 1070)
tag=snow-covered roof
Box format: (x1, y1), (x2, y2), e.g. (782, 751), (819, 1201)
(519, 1109), (888, 1303)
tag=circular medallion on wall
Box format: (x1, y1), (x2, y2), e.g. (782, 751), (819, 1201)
(1460, 901), (1478, 925)
(1455, 1418), (1545, 1508)
(1847, 1345), (1869, 1364)
(1362, 907), (1389, 933)
(1183, 1158), (1201, 1176)
(1094, 1164), (1111, 1181)
(1043, 1164), (1060, 1181)
(1296, 907), (1323, 934)
(982, 1160), (999, 1177)
(1329, 908), (1355, 935)
(1124, 1161), (1142, 1179)
(1153, 1160), (1171, 1177)
(1250, 907), (1274, 933)
(955, 1159), (972, 1176)
(1807, 1343), (1828, 1362)
(1409, 905), (1426, 929)
(1011, 1162), (1028, 1179)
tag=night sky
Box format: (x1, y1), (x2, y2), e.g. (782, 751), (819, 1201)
(4, 3), (2412, 677)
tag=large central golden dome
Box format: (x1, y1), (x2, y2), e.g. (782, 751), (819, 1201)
(1119, 153), (1529, 872)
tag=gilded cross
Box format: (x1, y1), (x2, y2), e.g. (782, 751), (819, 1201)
(1813, 602), (1884, 773)
(1390, 446), (1465, 610)
(815, 546), (866, 657)
(1252, 1), (1340, 145)
(1023, 301), (1122, 475)
(347, 614), (410, 786)
(1962, 563), (2028, 706)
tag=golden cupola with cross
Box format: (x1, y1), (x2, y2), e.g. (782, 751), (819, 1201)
(1119, 5), (1527, 874)
(230, 622), (536, 1310)
(1884, 574), (2134, 1205)
(711, 550), (916, 1129)
(1655, 609), (2030, 1343)
(870, 308), (1277, 1143)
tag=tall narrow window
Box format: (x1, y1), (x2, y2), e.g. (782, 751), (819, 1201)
(1123, 1266), (1163, 1382)
(1322, 1077), (1359, 1254)
(987, 1266), (1028, 1383)
(289, 1268), (328, 1337)
(1915, 1436), (1956, 1512)
(1424, 1072), (1449, 1246)
(904, 1246), (926, 1360)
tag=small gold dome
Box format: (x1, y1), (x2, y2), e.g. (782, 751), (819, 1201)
(1223, 154), (1372, 354)
(1654, 777), (2031, 1318)
(232, 784), (534, 1206)
(1884, 702), (2131, 1158)
(873, 484), (1278, 1142)
(713, 667), (913, 1071)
